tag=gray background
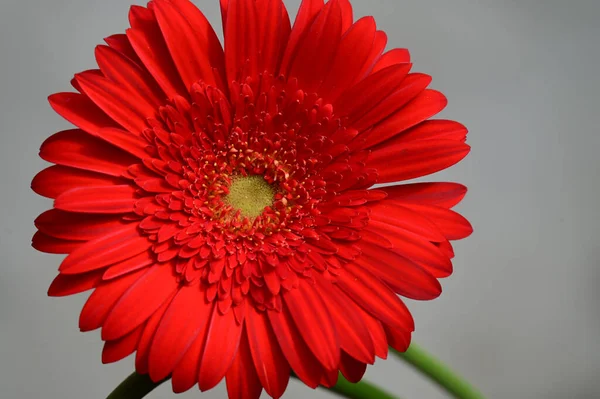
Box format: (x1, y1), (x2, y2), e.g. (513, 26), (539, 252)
(1, 0), (599, 398)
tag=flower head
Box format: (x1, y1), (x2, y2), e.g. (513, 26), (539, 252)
(32, 0), (472, 397)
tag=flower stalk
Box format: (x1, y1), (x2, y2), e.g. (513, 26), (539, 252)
(107, 344), (486, 398)
(106, 372), (167, 399)
(392, 343), (486, 399)
(106, 372), (400, 399)
(324, 374), (401, 399)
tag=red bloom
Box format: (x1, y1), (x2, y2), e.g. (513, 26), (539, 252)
(32, 0), (472, 397)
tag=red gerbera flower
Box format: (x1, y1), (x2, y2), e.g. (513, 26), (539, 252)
(32, 0), (472, 397)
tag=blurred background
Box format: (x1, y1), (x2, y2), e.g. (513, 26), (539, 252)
(1, 0), (599, 397)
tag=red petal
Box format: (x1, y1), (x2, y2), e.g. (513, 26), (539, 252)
(283, 279), (340, 370)
(149, 284), (213, 381)
(59, 222), (150, 275)
(79, 269), (147, 332)
(102, 251), (155, 280)
(399, 203), (473, 240)
(334, 64), (411, 121)
(198, 306), (244, 391)
(279, 0), (324, 75)
(172, 0), (227, 82)
(289, 0), (343, 93)
(369, 201), (446, 241)
(320, 16), (376, 102)
(336, 264), (414, 332)
(54, 185), (138, 214)
(354, 305), (388, 359)
(355, 235), (442, 300)
(47, 270), (104, 297)
(171, 321), (208, 393)
(246, 308), (290, 398)
(363, 222), (451, 271)
(368, 139), (471, 183)
(35, 209), (125, 241)
(75, 71), (155, 134)
(220, 0), (229, 27)
(352, 30), (387, 84)
(255, 0), (291, 75)
(392, 119), (468, 143)
(102, 264), (180, 340)
(226, 327), (263, 399)
(361, 89), (448, 149)
(32, 231), (81, 254)
(39, 129), (136, 177)
(95, 45), (164, 107)
(372, 48), (411, 73)
(339, 352), (367, 383)
(104, 34), (143, 66)
(381, 182), (467, 209)
(354, 73), (432, 135)
(126, 7), (188, 99)
(267, 306), (323, 388)
(385, 325), (412, 353)
(70, 69), (103, 93)
(224, 0), (259, 86)
(339, 0), (353, 32)
(32, 166), (125, 199)
(102, 324), (144, 364)
(98, 127), (150, 159)
(48, 93), (119, 135)
(135, 293), (175, 374)
(153, 0), (221, 91)
(320, 369), (339, 388)
(315, 276), (375, 364)
(437, 239), (455, 260)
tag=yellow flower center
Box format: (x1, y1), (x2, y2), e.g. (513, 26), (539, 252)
(225, 175), (275, 219)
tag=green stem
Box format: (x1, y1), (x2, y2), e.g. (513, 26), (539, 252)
(325, 373), (401, 399)
(107, 372), (399, 399)
(110, 343), (483, 399)
(106, 372), (166, 399)
(392, 344), (486, 399)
